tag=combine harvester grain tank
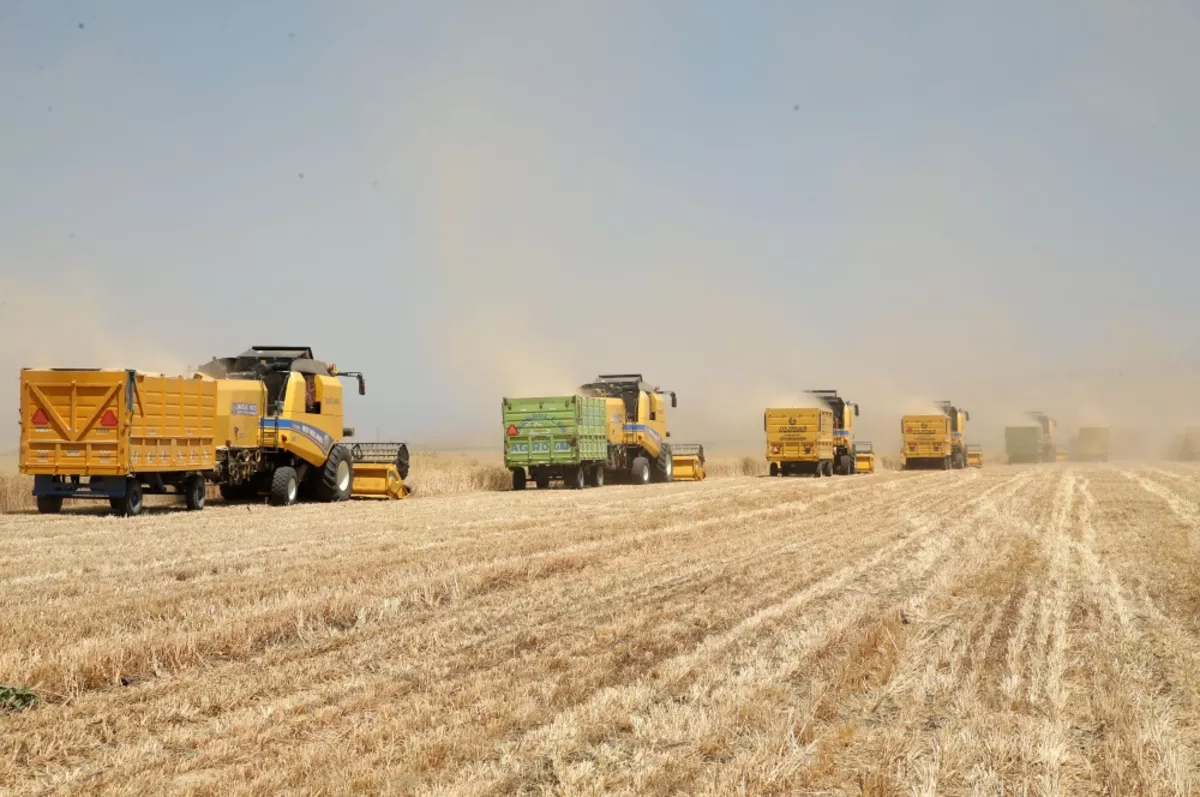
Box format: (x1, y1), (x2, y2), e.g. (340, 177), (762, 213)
(19, 346), (411, 514)
(503, 373), (706, 490)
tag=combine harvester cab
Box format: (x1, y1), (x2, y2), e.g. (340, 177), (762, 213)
(852, 441), (876, 474)
(901, 401), (970, 470)
(807, 390), (860, 475)
(196, 345), (410, 506)
(20, 368), (217, 515)
(966, 443), (984, 468)
(505, 375), (707, 489)
(765, 406), (835, 477)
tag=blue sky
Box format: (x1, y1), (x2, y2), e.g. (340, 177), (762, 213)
(2, 2), (1198, 449)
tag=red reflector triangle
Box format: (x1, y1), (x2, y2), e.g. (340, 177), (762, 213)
(100, 410), (118, 427)
(31, 408), (48, 425)
(507, 424), (519, 436)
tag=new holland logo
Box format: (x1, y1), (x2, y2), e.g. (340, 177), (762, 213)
(789, 417), (797, 425)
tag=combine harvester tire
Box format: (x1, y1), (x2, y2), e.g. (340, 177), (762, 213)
(316, 444), (354, 502)
(271, 467), (300, 507)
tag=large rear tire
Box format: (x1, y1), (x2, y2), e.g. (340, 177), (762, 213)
(512, 468), (527, 491)
(36, 495), (63, 514)
(317, 444), (354, 502)
(631, 456), (651, 485)
(110, 478), (144, 517)
(654, 445), (674, 483)
(184, 474), (206, 511)
(270, 467), (299, 506)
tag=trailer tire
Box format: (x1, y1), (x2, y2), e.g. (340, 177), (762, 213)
(590, 465), (605, 488)
(534, 471), (550, 490)
(631, 457), (651, 485)
(569, 466), (586, 490)
(110, 478), (144, 517)
(270, 467), (299, 506)
(512, 469), (527, 491)
(184, 474), (206, 511)
(36, 495), (63, 514)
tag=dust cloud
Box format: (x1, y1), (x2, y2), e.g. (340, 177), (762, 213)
(0, 273), (189, 450)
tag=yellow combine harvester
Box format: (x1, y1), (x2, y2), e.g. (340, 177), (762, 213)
(196, 346), (410, 505)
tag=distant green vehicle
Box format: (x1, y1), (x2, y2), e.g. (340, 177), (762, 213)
(503, 395), (609, 490)
(1005, 426), (1053, 464)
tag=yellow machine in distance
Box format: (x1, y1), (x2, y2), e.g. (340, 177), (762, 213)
(807, 389), (860, 475)
(765, 407), (835, 477)
(577, 373), (705, 483)
(966, 443), (984, 468)
(902, 401), (970, 470)
(853, 441), (876, 474)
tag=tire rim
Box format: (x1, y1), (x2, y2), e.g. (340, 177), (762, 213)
(287, 477), (298, 502)
(336, 460), (351, 492)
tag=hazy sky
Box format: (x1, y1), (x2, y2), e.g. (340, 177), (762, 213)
(2, 2), (1198, 451)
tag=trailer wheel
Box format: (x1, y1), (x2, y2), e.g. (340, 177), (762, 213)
(184, 474), (206, 511)
(590, 465), (605, 488)
(270, 467), (299, 506)
(569, 466), (586, 490)
(316, 445), (353, 502)
(36, 495), (63, 514)
(511, 468), (527, 491)
(534, 471), (550, 490)
(631, 457), (651, 485)
(110, 478), (144, 517)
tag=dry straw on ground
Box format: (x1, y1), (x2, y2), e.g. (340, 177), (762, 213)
(2, 463), (1199, 795)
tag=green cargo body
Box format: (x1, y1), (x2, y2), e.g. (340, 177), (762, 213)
(1005, 426), (1044, 464)
(503, 396), (608, 490)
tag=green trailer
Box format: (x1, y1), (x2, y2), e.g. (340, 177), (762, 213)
(1005, 426), (1053, 464)
(503, 395), (609, 490)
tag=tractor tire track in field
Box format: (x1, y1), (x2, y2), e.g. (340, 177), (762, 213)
(2, 465), (1199, 795)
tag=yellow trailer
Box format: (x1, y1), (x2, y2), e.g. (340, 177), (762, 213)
(765, 407), (835, 477)
(20, 368), (216, 515)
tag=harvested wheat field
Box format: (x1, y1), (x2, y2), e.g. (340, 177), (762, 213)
(2, 464), (1200, 795)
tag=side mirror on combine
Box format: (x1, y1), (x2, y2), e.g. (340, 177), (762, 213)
(671, 392), (677, 408)
(965, 410), (971, 421)
(343, 427), (356, 437)
(854, 403), (860, 417)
